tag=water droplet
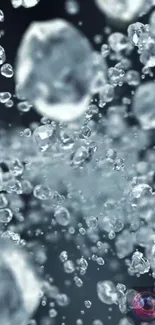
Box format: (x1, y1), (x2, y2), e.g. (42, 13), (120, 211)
(0, 208), (13, 223)
(0, 46), (5, 65)
(0, 10), (4, 22)
(16, 19), (94, 121)
(54, 206), (71, 226)
(0, 92), (11, 103)
(33, 125), (55, 152)
(33, 185), (52, 200)
(1, 63), (14, 78)
(97, 281), (118, 305)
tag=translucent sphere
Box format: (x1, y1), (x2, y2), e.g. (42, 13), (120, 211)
(94, 0), (144, 23)
(97, 280), (118, 305)
(0, 238), (41, 325)
(16, 19), (95, 122)
(132, 82), (155, 130)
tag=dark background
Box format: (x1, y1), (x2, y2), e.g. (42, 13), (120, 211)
(0, 1), (154, 325)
